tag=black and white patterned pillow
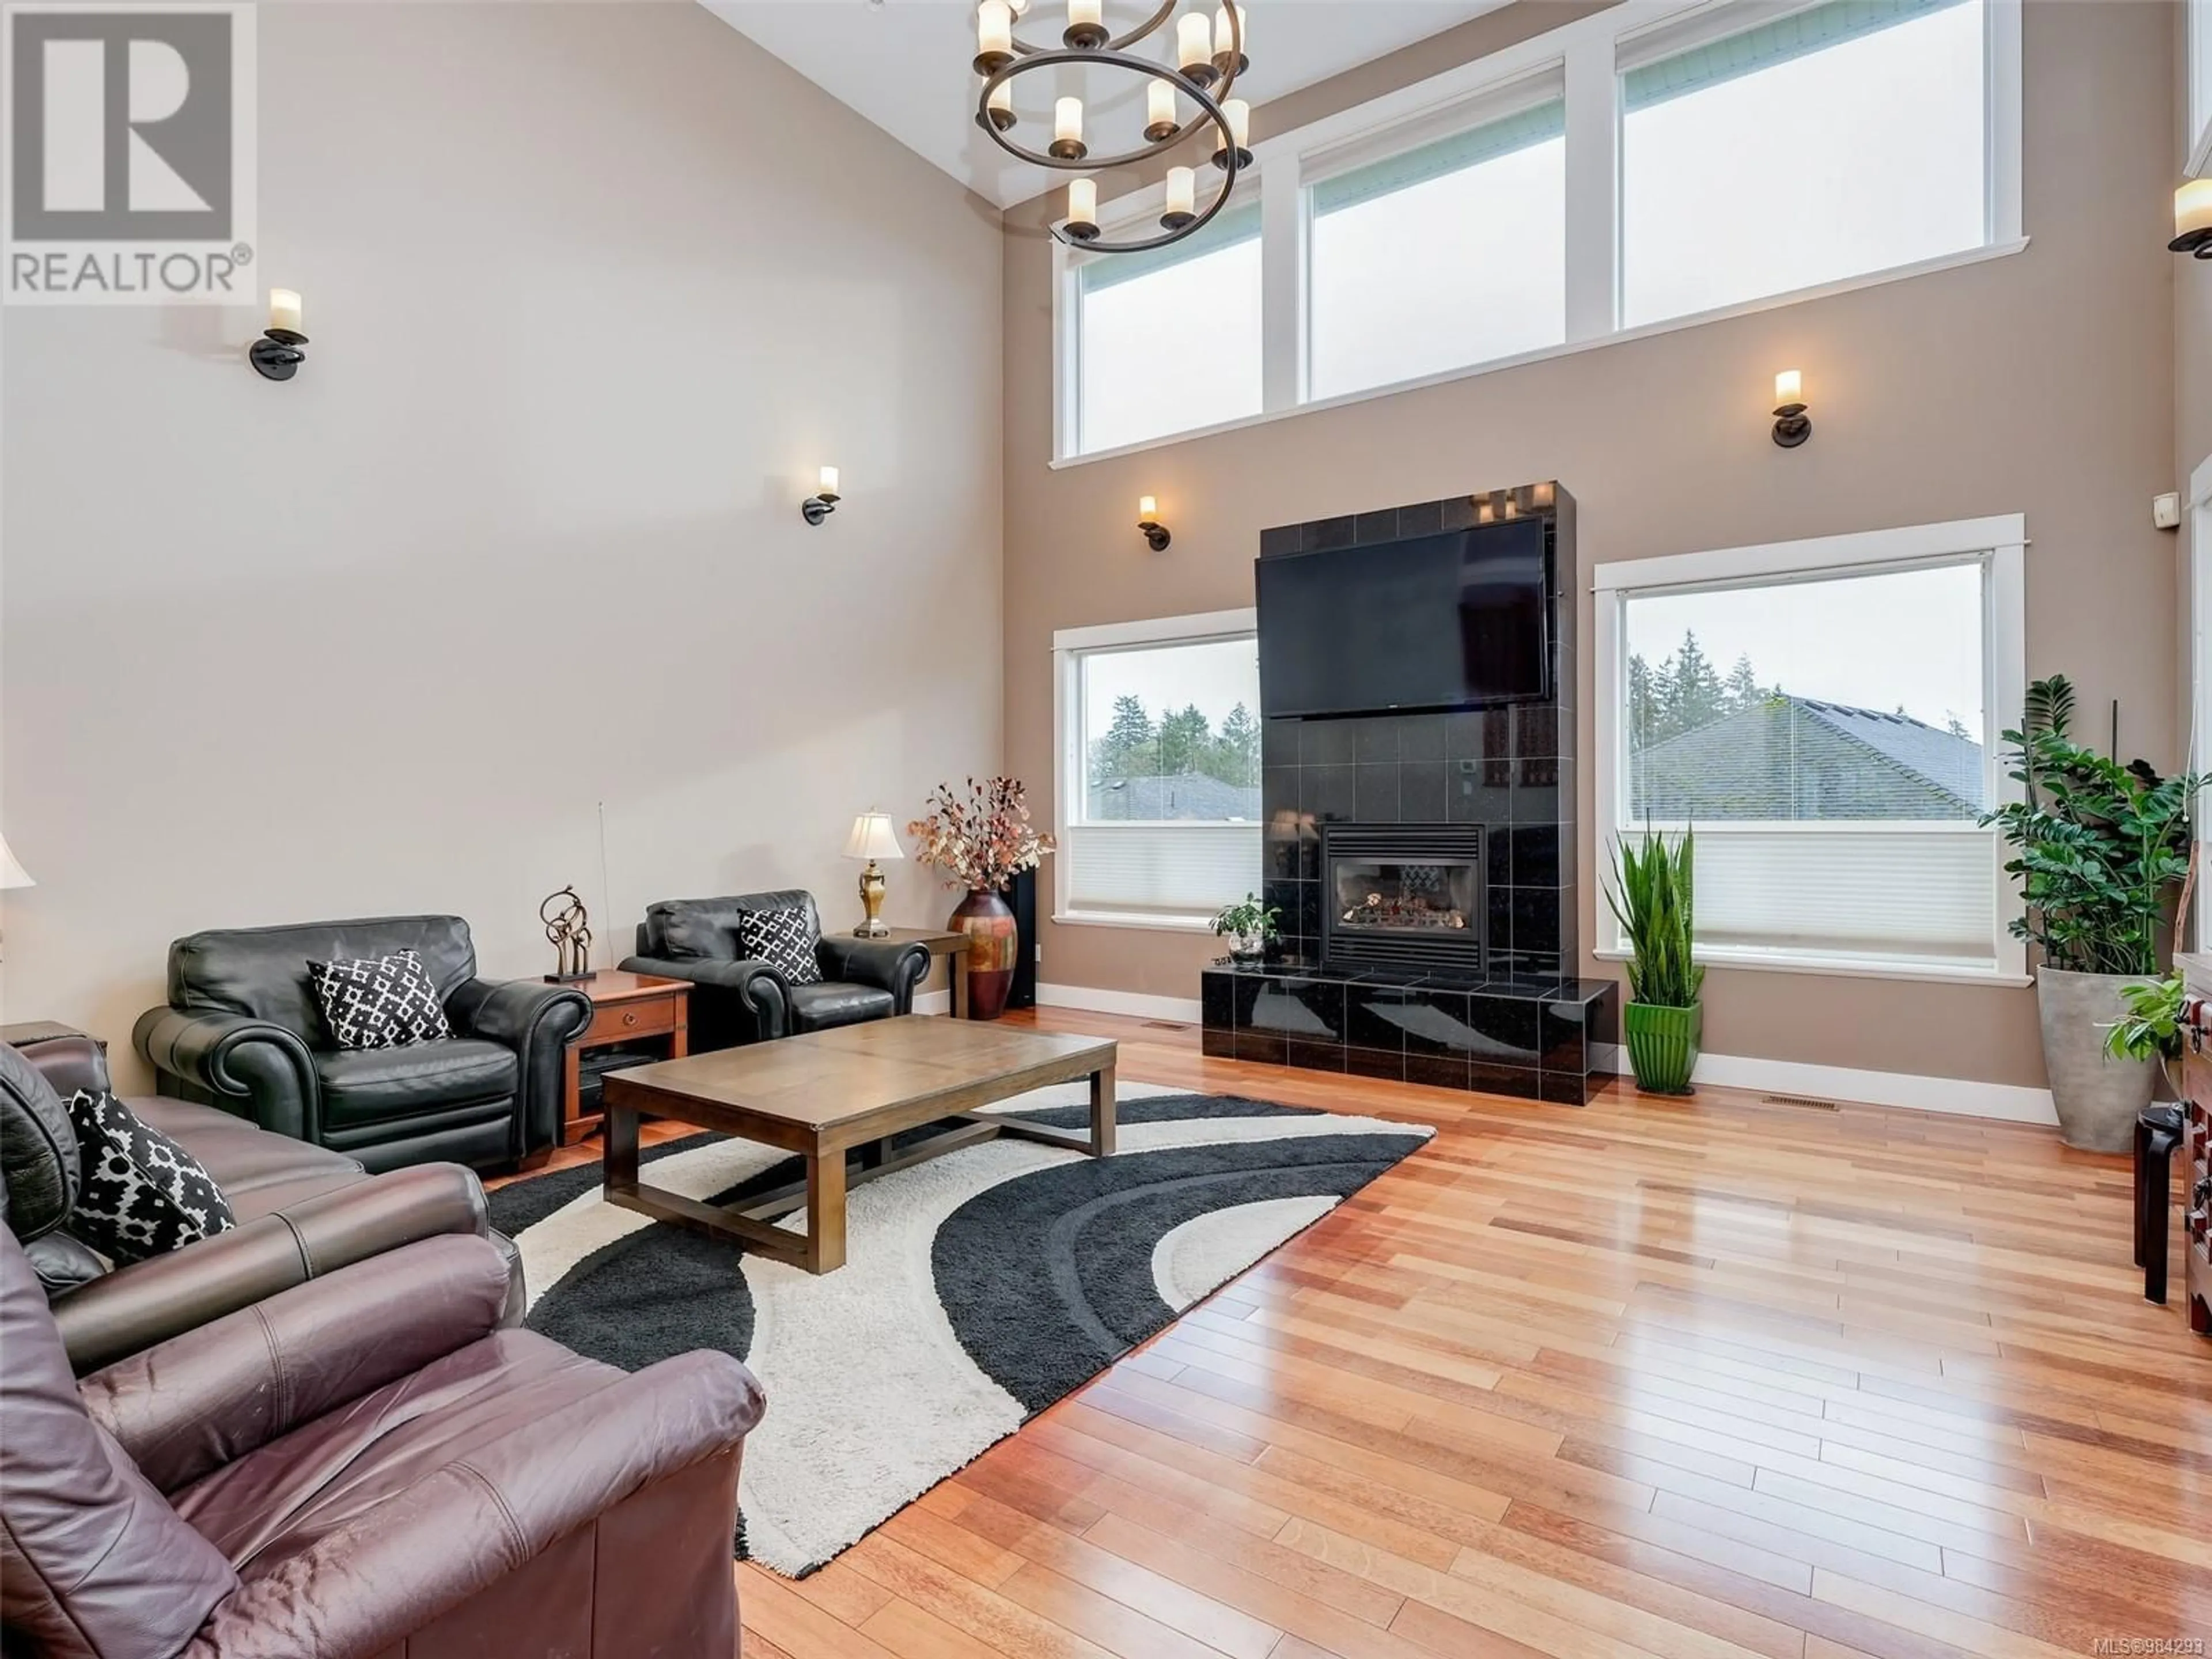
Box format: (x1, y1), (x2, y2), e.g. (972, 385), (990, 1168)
(738, 906), (823, 985)
(67, 1091), (235, 1265)
(306, 949), (452, 1050)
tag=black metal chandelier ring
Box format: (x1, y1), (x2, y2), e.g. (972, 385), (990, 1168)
(971, 1), (1247, 256)
(1001, 0), (1179, 59)
(976, 49), (1240, 177)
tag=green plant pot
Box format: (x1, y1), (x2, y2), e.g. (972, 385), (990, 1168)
(1623, 1001), (1701, 1095)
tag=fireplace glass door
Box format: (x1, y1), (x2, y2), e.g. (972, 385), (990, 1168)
(1332, 859), (1479, 941)
(1318, 825), (1487, 973)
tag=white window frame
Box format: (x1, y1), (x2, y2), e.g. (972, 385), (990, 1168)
(1051, 606), (1260, 932)
(2192, 0), (2212, 178)
(1052, 0), (2024, 466)
(2188, 450), (2212, 950)
(1592, 516), (2030, 986)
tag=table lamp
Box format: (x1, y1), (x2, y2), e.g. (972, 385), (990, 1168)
(842, 811), (904, 938)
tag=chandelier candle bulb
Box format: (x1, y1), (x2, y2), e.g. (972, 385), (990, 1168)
(975, 0), (1013, 72)
(1146, 77), (1178, 142)
(1162, 166), (1196, 229)
(1178, 12), (1215, 83)
(986, 79), (1014, 130)
(2175, 180), (2212, 255)
(1214, 2), (1247, 75)
(1066, 177), (1100, 240)
(1214, 97), (1251, 168)
(1065, 0), (1107, 50)
(1051, 96), (1087, 160)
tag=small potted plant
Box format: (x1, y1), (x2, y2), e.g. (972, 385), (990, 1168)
(1211, 893), (1281, 961)
(908, 778), (1054, 1022)
(1605, 824), (1705, 1095)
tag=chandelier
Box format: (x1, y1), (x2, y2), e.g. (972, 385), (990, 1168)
(972, 1), (1253, 255)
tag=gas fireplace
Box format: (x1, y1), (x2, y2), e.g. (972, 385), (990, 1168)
(1319, 824), (1486, 974)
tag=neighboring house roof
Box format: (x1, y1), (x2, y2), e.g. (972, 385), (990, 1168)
(1089, 773), (1261, 821)
(1631, 697), (1984, 820)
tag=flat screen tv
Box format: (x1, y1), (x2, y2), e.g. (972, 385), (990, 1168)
(1256, 518), (1552, 718)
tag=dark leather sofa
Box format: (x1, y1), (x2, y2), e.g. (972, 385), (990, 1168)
(2, 1033), (522, 1375)
(1, 1224), (764, 1658)
(133, 915), (592, 1172)
(622, 888), (930, 1052)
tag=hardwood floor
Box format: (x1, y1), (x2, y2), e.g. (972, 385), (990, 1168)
(513, 1007), (2212, 1658)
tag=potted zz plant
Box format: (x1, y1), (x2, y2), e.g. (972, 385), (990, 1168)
(1983, 676), (2210, 1151)
(1605, 824), (1705, 1095)
(908, 777), (1055, 1022)
(1211, 893), (1281, 961)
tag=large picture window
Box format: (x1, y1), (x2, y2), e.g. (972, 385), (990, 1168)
(1074, 206), (1263, 456)
(1306, 93), (1566, 401)
(1596, 519), (2027, 981)
(1620, 0), (1989, 327)
(1054, 612), (1262, 924)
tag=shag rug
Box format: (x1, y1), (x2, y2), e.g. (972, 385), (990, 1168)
(486, 1080), (1433, 1577)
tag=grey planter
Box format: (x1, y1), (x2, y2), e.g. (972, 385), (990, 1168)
(2035, 967), (2157, 1152)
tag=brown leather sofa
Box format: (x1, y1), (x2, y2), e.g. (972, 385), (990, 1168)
(1, 1223), (764, 1658)
(2, 1034), (522, 1374)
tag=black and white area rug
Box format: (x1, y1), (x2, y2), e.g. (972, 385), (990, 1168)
(486, 1081), (1433, 1577)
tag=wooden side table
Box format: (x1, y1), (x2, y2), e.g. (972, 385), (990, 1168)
(866, 926), (973, 1019)
(563, 971), (689, 1146)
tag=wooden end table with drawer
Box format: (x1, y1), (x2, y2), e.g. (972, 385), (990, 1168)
(561, 970), (689, 1146)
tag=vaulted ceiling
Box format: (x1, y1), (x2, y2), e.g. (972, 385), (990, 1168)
(702, 1), (1512, 208)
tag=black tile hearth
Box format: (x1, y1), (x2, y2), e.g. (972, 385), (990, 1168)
(1202, 956), (1617, 1106)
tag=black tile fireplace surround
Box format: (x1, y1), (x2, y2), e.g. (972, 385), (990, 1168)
(1200, 482), (1618, 1106)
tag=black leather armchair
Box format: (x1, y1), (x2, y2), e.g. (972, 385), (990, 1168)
(621, 889), (930, 1052)
(134, 915), (592, 1173)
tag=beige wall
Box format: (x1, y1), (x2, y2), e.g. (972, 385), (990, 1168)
(1002, 0), (2179, 1090)
(2182, 0), (2212, 764)
(1, 2), (1005, 1086)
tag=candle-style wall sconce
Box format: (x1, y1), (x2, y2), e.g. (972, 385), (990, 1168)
(1771, 369), (1812, 448)
(1138, 496), (1172, 552)
(249, 289), (308, 381)
(802, 465), (842, 527)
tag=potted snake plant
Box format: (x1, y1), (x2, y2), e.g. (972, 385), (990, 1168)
(1606, 824), (1705, 1095)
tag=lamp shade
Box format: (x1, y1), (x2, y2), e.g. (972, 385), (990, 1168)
(0, 836), (33, 891)
(842, 812), (905, 862)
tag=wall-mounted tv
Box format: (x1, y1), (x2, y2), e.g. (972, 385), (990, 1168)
(1256, 517), (1552, 718)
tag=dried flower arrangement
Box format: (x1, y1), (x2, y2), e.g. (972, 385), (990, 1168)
(908, 778), (1055, 895)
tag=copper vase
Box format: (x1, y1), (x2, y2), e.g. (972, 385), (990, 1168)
(948, 888), (1017, 1020)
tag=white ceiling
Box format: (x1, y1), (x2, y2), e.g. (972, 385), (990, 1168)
(702, 1), (1512, 208)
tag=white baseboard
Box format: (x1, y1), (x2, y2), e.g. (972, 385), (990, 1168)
(915, 989), (951, 1016)
(1037, 982), (1204, 1024)
(1591, 1042), (2056, 1126)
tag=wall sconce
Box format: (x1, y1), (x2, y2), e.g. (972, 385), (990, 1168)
(2173, 180), (2212, 259)
(1137, 496), (1171, 552)
(802, 465), (841, 527)
(249, 289), (308, 381)
(1771, 369), (1811, 448)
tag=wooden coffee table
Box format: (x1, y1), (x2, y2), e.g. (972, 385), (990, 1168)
(598, 1016), (1117, 1274)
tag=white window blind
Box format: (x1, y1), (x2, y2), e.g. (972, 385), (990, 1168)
(1690, 827), (1998, 968)
(1063, 824), (1263, 917)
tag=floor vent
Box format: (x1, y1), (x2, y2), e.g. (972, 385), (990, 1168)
(1142, 1020), (1191, 1031)
(1762, 1092), (1840, 1111)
